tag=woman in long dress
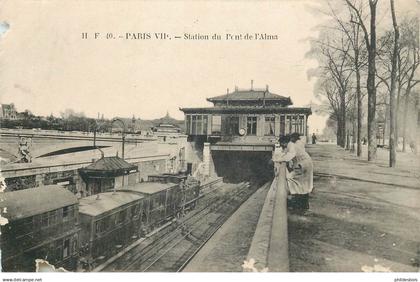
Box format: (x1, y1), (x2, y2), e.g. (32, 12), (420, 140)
(273, 132), (314, 213)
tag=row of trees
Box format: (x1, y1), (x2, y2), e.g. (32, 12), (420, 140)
(309, 0), (419, 166)
(0, 109), (114, 132)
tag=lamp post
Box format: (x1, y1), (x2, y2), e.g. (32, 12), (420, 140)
(111, 118), (127, 160)
(92, 118), (127, 159)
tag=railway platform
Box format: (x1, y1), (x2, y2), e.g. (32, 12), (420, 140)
(182, 182), (271, 272)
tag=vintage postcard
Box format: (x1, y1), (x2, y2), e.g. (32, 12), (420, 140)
(0, 1), (419, 281)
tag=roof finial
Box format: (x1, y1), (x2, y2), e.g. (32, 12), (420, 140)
(251, 80), (254, 91)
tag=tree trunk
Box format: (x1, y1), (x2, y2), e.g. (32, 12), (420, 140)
(395, 52), (402, 151)
(402, 91), (410, 152)
(356, 65), (363, 157)
(340, 92), (347, 148)
(389, 0), (399, 167)
(367, 0), (378, 161)
(352, 100), (357, 153)
(395, 87), (401, 151)
(346, 129), (351, 150)
(336, 123), (341, 146)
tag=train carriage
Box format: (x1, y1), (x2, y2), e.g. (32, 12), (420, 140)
(147, 173), (201, 213)
(118, 182), (180, 231)
(78, 192), (145, 264)
(0, 185), (80, 272)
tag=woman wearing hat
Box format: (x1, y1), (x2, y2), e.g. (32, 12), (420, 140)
(273, 132), (314, 214)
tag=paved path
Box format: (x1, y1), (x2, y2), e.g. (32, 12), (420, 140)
(289, 144), (420, 272)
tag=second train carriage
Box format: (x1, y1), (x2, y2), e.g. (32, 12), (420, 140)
(147, 173), (201, 212)
(118, 181), (180, 230)
(78, 192), (145, 263)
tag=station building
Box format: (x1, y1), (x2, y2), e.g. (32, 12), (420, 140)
(180, 84), (311, 182)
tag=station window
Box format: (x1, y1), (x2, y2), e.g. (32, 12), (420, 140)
(280, 115), (285, 135)
(264, 116), (275, 136)
(186, 115), (191, 134)
(247, 116), (257, 135)
(225, 116), (239, 135)
(186, 114), (208, 135)
(212, 115), (221, 134)
(290, 115), (305, 135)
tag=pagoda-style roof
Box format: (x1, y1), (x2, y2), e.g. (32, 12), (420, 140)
(207, 89), (292, 106)
(79, 156), (138, 178)
(180, 106), (312, 115)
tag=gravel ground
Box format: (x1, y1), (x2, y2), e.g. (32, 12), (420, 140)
(288, 144), (420, 272)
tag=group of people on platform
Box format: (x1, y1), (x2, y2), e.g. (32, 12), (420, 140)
(272, 132), (314, 215)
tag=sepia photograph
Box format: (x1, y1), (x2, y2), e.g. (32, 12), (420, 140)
(0, 0), (419, 281)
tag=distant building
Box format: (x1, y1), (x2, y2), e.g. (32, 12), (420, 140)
(152, 123), (181, 134)
(0, 103), (18, 120)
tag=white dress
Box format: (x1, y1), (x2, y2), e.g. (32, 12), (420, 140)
(272, 140), (313, 194)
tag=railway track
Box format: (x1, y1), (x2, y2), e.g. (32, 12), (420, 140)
(100, 180), (266, 272)
(98, 180), (228, 271)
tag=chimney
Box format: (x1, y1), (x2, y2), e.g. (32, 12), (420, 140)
(266, 85), (269, 91)
(235, 85), (238, 91)
(251, 80), (254, 91)
(96, 194), (101, 200)
(91, 158), (96, 163)
(226, 88), (230, 106)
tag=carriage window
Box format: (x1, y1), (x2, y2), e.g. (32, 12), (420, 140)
(63, 206), (69, 218)
(117, 210), (126, 224)
(141, 210), (147, 223)
(131, 205), (137, 217)
(63, 239), (70, 258)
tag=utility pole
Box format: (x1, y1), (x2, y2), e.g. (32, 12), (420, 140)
(112, 118), (127, 160)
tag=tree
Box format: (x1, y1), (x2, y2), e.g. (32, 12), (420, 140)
(400, 19), (420, 152)
(345, 0), (379, 161)
(308, 30), (355, 148)
(388, 0), (399, 167)
(329, 3), (368, 156)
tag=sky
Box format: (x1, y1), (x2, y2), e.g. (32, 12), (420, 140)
(0, 0), (418, 134)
